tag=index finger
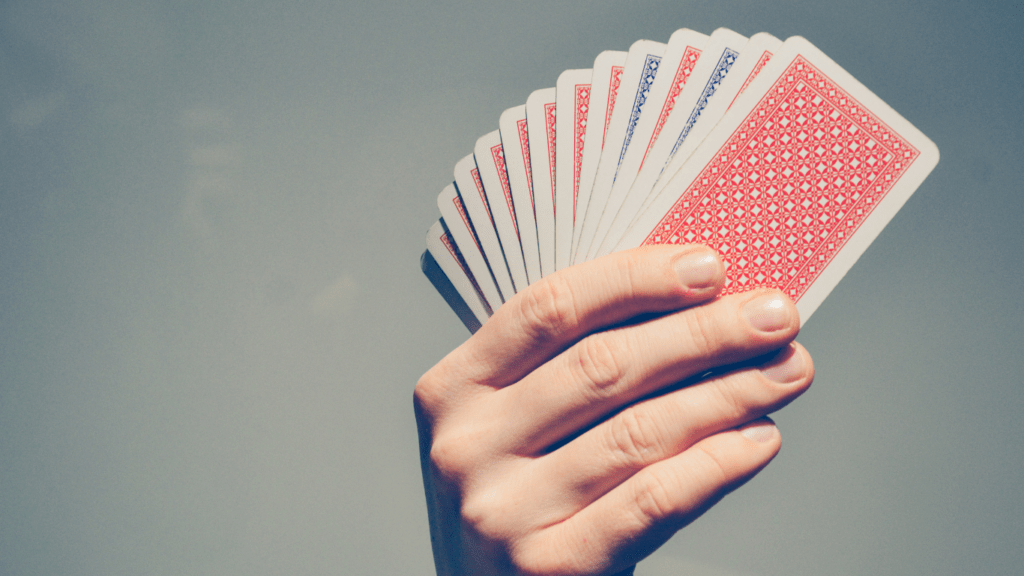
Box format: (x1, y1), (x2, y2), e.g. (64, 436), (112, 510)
(438, 244), (727, 389)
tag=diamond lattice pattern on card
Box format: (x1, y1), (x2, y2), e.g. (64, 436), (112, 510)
(642, 57), (921, 302)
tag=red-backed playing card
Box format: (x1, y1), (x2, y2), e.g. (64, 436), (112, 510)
(618, 36), (939, 324)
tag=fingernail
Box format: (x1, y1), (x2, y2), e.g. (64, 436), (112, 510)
(739, 418), (776, 443)
(761, 344), (805, 384)
(742, 293), (791, 332)
(674, 251), (719, 291)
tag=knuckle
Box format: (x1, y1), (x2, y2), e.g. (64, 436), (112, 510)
(574, 335), (626, 396)
(427, 429), (476, 481)
(632, 468), (681, 526)
(460, 489), (514, 544)
(706, 374), (751, 422)
(682, 302), (733, 358)
(518, 275), (579, 342)
(413, 371), (445, 414)
(691, 443), (731, 488)
(606, 407), (664, 467)
(615, 249), (644, 297)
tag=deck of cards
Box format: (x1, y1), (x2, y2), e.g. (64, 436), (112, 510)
(421, 29), (939, 333)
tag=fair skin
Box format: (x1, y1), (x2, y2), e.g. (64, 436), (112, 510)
(415, 245), (814, 575)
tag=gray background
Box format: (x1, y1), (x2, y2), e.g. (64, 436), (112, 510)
(1, 0), (1021, 574)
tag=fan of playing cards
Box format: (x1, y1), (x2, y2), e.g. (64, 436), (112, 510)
(422, 29), (938, 332)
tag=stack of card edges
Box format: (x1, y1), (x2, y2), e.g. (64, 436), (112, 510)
(422, 29), (938, 332)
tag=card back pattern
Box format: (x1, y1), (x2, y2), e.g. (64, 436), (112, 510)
(452, 195), (483, 253)
(490, 144), (519, 238)
(573, 83), (591, 221)
(515, 118), (536, 218)
(544, 103), (557, 214)
(440, 227), (489, 313)
(667, 48), (740, 164)
(470, 168), (494, 225)
(641, 57), (922, 303)
(646, 46), (703, 164)
(729, 50), (774, 110)
(603, 67), (624, 147)
(617, 55), (662, 174)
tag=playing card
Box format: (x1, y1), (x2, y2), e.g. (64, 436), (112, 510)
(608, 29), (748, 233)
(571, 50), (627, 263)
(436, 183), (504, 309)
(585, 28), (710, 261)
(453, 154), (519, 298)
(526, 87), (557, 277)
(499, 105), (542, 284)
(598, 32), (781, 256)
(555, 68), (593, 271)
(617, 36), (939, 324)
(424, 219), (492, 331)
(574, 39), (667, 263)
(475, 130), (529, 290)
(584, 27), (748, 261)
(646, 33), (783, 216)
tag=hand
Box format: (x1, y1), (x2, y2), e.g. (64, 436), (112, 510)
(415, 245), (813, 575)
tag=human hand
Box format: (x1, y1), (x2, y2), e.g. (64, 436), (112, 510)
(415, 245), (813, 575)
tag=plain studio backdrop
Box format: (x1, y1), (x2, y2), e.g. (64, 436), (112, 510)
(1, 1), (1022, 574)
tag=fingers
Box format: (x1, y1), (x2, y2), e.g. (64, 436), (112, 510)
(492, 288), (801, 453)
(519, 419), (782, 576)
(531, 343), (812, 508)
(426, 245), (726, 393)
